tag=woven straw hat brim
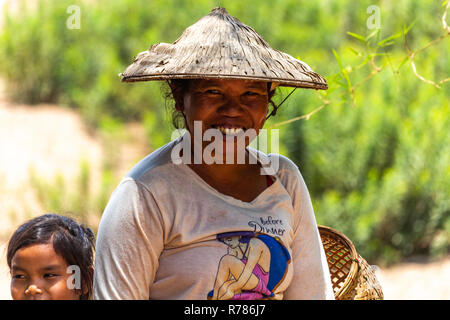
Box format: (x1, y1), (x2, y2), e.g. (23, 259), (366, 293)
(121, 7), (328, 90)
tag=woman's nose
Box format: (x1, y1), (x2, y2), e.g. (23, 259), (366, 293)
(25, 284), (43, 295)
(218, 97), (244, 116)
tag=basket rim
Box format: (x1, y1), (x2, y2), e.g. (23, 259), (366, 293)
(318, 225), (360, 299)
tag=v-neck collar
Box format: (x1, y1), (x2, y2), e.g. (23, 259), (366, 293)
(177, 147), (280, 207)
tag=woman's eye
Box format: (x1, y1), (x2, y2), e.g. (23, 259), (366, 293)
(244, 91), (259, 96)
(205, 89), (221, 95)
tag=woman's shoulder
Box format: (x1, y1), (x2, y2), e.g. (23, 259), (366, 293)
(248, 147), (300, 174)
(266, 153), (301, 175)
(248, 148), (304, 190)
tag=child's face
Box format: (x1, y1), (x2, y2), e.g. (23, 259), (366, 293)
(10, 242), (81, 300)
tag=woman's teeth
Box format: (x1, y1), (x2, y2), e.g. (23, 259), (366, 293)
(215, 126), (244, 135)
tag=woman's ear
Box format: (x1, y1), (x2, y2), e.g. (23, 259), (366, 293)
(168, 81), (184, 112)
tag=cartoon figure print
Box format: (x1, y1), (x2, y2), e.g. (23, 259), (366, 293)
(207, 231), (291, 300)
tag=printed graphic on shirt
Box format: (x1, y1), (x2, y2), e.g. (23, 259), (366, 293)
(248, 216), (286, 237)
(207, 231), (291, 300)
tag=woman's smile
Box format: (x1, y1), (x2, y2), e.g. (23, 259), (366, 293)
(177, 79), (270, 158)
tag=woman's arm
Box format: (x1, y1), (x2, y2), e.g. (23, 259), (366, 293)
(93, 178), (165, 300)
(277, 157), (334, 300)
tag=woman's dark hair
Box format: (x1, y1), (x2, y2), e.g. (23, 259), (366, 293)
(163, 79), (279, 129)
(6, 213), (95, 300)
(216, 231), (255, 244)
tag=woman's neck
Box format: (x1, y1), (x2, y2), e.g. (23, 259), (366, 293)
(188, 161), (260, 184)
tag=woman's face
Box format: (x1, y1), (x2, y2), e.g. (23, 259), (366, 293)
(10, 243), (82, 300)
(223, 236), (240, 249)
(176, 79), (270, 159)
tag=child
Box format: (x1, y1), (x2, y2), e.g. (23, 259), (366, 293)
(6, 213), (95, 300)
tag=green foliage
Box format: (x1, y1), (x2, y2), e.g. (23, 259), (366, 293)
(0, 0), (449, 264)
(0, 0), (177, 137)
(276, 1), (450, 264)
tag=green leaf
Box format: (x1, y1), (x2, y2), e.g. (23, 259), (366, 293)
(347, 31), (366, 43)
(332, 49), (344, 70)
(378, 40), (396, 48)
(397, 55), (411, 70)
(366, 29), (380, 41)
(332, 49), (352, 93)
(403, 20), (416, 35)
(348, 47), (361, 56)
(356, 54), (373, 69)
(377, 32), (403, 47)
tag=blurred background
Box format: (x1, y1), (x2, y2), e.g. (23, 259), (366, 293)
(0, 0), (448, 299)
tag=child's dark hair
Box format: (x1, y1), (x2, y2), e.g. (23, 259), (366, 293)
(6, 213), (95, 300)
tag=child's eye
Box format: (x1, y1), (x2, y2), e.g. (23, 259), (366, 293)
(13, 274), (26, 280)
(44, 273), (58, 278)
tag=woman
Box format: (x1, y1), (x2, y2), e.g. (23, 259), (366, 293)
(93, 7), (334, 300)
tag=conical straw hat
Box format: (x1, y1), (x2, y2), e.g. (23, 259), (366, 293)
(121, 7), (327, 90)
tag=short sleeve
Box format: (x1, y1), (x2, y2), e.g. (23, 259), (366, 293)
(93, 178), (165, 300)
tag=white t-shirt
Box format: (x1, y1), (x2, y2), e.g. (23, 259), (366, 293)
(93, 134), (334, 300)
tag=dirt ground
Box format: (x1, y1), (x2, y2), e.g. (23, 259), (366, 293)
(376, 256), (450, 300)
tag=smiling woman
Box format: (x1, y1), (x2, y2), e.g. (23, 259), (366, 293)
(94, 7), (333, 300)
(167, 79), (277, 130)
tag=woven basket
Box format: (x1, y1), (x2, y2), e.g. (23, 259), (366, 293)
(318, 225), (384, 300)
